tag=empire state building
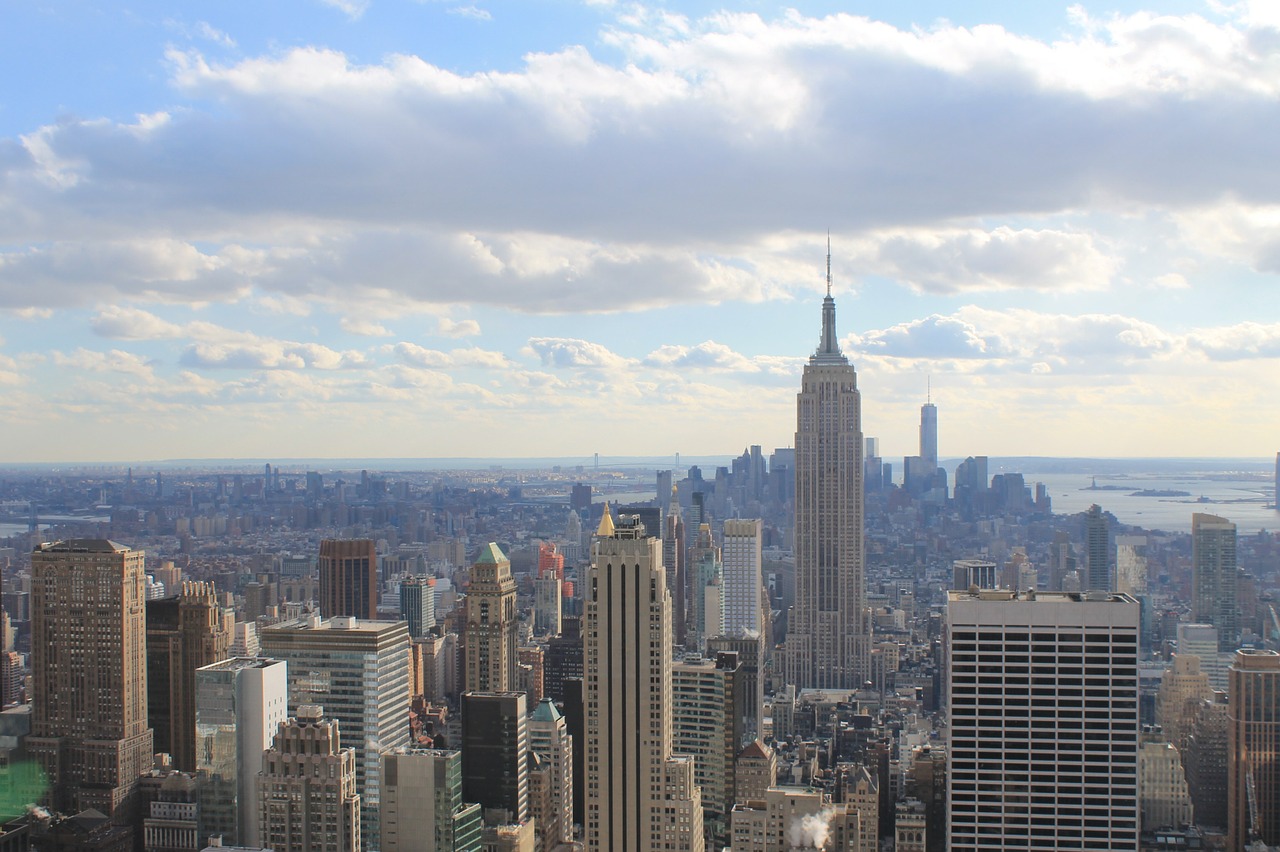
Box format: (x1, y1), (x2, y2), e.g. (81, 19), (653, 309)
(784, 255), (869, 690)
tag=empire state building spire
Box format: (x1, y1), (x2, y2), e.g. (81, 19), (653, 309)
(815, 239), (846, 362)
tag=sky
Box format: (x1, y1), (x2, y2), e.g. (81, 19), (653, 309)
(2, 0), (1279, 463)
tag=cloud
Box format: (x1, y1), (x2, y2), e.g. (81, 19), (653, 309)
(4, 7), (1279, 317)
(1186, 321), (1280, 360)
(180, 340), (371, 370)
(525, 337), (632, 370)
(448, 5), (491, 20)
(340, 318), (393, 336)
(320, 0), (369, 20)
(439, 317), (481, 337)
(51, 348), (155, 378)
(866, 227), (1116, 294)
(393, 342), (508, 369)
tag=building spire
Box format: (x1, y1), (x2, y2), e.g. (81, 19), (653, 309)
(826, 231), (832, 297)
(817, 239), (842, 359)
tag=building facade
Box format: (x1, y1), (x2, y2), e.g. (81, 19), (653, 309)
(380, 748), (482, 852)
(464, 544), (519, 694)
(786, 265), (868, 690)
(1192, 513), (1239, 652)
(946, 589), (1141, 851)
(146, 581), (232, 772)
(260, 615), (410, 852)
(27, 539), (154, 817)
(195, 657), (288, 847)
(584, 510), (704, 852)
(258, 705), (360, 852)
(319, 539), (379, 621)
(1227, 649), (1280, 850)
(721, 519), (763, 639)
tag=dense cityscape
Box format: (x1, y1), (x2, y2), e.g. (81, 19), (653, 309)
(0, 288), (1275, 852)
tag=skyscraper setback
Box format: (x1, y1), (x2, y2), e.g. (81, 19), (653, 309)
(785, 255), (869, 689)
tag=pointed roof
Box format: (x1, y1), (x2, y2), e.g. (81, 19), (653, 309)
(596, 503), (615, 537)
(531, 697), (563, 723)
(475, 542), (507, 565)
(737, 739), (772, 760)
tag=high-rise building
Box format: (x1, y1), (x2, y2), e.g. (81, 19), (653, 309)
(1178, 622), (1229, 690)
(919, 400), (938, 472)
(664, 496), (688, 649)
(786, 256), (868, 690)
(952, 559), (997, 591)
(722, 519), (763, 639)
(1155, 653), (1212, 753)
(258, 705), (360, 852)
(533, 543), (562, 637)
(527, 698), (573, 850)
(707, 634), (764, 745)
(399, 576), (436, 639)
(946, 588), (1140, 851)
(1193, 513), (1239, 652)
(146, 581), (232, 772)
(319, 539), (379, 621)
(1085, 504), (1111, 592)
(672, 653), (748, 847)
(460, 691), (529, 825)
(1185, 691), (1231, 831)
(27, 539), (154, 817)
(260, 615), (411, 852)
(1227, 649), (1280, 850)
(584, 509), (704, 852)
(1115, 535), (1149, 596)
(381, 748), (482, 852)
(195, 657), (289, 847)
(464, 543), (519, 693)
(1138, 737), (1194, 831)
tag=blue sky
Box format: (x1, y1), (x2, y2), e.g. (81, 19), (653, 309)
(1, 0), (1278, 462)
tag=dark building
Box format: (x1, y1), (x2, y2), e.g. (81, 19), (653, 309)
(146, 582), (230, 771)
(543, 616), (583, 705)
(460, 691), (528, 825)
(318, 539), (378, 621)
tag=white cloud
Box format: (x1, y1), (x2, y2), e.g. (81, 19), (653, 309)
(320, 0), (370, 20)
(341, 318), (394, 337)
(448, 5), (491, 21)
(525, 337), (632, 370)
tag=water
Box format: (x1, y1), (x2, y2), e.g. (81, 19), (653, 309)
(1023, 471), (1276, 534)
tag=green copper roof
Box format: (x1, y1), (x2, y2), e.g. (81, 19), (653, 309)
(531, 697), (562, 722)
(475, 542), (507, 565)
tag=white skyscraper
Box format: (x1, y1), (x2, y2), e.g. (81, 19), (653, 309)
(947, 588), (1141, 851)
(584, 509), (704, 852)
(785, 252), (868, 690)
(196, 657), (289, 847)
(722, 519), (763, 638)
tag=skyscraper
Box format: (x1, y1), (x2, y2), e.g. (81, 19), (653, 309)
(919, 399), (938, 472)
(258, 705), (360, 852)
(584, 509), (704, 852)
(146, 581), (232, 771)
(1193, 513), (1239, 651)
(786, 253), (868, 690)
(460, 691), (529, 825)
(721, 518), (763, 639)
(27, 539), (154, 817)
(196, 657), (289, 847)
(319, 539), (379, 621)
(1085, 504), (1110, 592)
(1227, 649), (1280, 850)
(399, 575), (436, 639)
(260, 615), (411, 852)
(527, 698), (573, 849)
(663, 494), (687, 648)
(946, 588), (1141, 850)
(464, 543), (518, 693)
(380, 748), (482, 852)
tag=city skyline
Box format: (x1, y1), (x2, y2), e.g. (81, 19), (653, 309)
(3, 1), (1280, 461)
